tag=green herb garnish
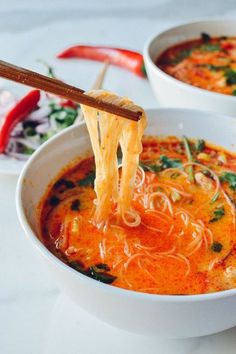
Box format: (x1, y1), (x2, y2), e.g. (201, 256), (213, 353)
(49, 195), (60, 207)
(208, 64), (229, 71)
(220, 172), (236, 190)
(54, 179), (75, 189)
(159, 155), (182, 169)
(210, 192), (219, 204)
(139, 161), (162, 173)
(139, 156), (181, 173)
(49, 103), (78, 129)
(24, 126), (37, 137)
(22, 147), (35, 155)
(201, 32), (211, 42)
(224, 69), (236, 85)
(68, 261), (116, 284)
(232, 89), (236, 96)
(40, 130), (55, 144)
(68, 261), (85, 273)
(50, 108), (77, 128)
(209, 206), (225, 223)
(200, 43), (221, 52)
(38, 59), (56, 78)
(78, 171), (95, 187)
(195, 139), (205, 153)
(22, 121), (37, 137)
(171, 49), (192, 64)
(182, 136), (194, 182)
(95, 263), (111, 271)
(70, 199), (80, 211)
(211, 241), (223, 253)
(88, 266), (117, 284)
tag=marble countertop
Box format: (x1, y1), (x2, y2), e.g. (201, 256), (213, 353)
(1, 1), (236, 353)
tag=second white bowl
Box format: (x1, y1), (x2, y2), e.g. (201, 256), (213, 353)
(144, 20), (236, 116)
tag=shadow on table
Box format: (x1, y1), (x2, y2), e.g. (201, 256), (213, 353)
(43, 293), (236, 354)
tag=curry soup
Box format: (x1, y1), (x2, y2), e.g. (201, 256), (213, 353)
(40, 136), (236, 295)
(157, 33), (236, 96)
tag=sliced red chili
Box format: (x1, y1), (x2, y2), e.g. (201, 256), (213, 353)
(0, 89), (40, 153)
(57, 45), (146, 78)
(59, 99), (78, 109)
(221, 42), (234, 51)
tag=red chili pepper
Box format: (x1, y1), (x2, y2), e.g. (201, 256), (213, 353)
(221, 42), (234, 51)
(59, 99), (78, 109)
(0, 89), (40, 153)
(57, 45), (146, 78)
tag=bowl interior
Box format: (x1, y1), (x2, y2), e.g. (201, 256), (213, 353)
(18, 107), (236, 245)
(148, 19), (236, 64)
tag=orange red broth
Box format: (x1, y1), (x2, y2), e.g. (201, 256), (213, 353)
(156, 33), (236, 96)
(40, 136), (236, 295)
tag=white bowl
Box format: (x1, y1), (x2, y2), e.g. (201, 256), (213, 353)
(144, 20), (236, 116)
(16, 108), (236, 338)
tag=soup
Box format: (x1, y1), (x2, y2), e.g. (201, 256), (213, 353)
(156, 33), (236, 96)
(40, 134), (236, 295)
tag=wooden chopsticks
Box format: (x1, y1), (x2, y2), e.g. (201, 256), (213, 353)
(0, 60), (141, 121)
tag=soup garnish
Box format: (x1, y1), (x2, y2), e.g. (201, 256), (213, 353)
(156, 33), (236, 96)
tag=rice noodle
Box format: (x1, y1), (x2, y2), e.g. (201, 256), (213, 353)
(80, 90), (147, 230)
(135, 166), (146, 189)
(148, 192), (173, 215)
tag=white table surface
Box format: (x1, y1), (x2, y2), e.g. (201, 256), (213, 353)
(1, 1), (236, 353)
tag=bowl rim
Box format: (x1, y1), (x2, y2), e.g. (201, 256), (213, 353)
(16, 107), (236, 303)
(143, 18), (236, 102)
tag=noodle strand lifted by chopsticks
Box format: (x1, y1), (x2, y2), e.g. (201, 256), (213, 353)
(81, 90), (147, 230)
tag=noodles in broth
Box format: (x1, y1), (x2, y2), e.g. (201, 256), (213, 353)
(40, 91), (236, 295)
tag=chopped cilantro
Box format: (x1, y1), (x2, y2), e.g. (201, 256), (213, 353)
(78, 171), (95, 187)
(201, 32), (211, 42)
(210, 192), (219, 204)
(211, 242), (223, 253)
(139, 156), (182, 173)
(159, 155), (182, 169)
(68, 261), (86, 273)
(70, 199), (80, 211)
(68, 261), (116, 284)
(95, 263), (111, 271)
(224, 69), (236, 85)
(54, 179), (75, 189)
(38, 59), (56, 78)
(87, 266), (117, 284)
(171, 49), (192, 64)
(220, 172), (236, 190)
(139, 161), (162, 173)
(22, 147), (35, 155)
(182, 136), (194, 182)
(198, 64), (229, 72)
(209, 207), (225, 223)
(195, 139), (205, 153)
(24, 126), (37, 137)
(49, 195), (60, 207)
(200, 43), (221, 52)
(49, 103), (78, 128)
